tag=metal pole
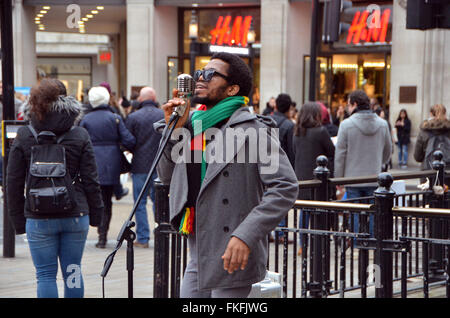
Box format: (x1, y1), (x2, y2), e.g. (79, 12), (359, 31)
(374, 173), (395, 298)
(310, 155), (330, 298)
(1, 0), (16, 258)
(153, 180), (171, 298)
(189, 40), (197, 78)
(309, 0), (320, 101)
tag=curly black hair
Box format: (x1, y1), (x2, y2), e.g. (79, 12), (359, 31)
(348, 90), (370, 110)
(211, 52), (253, 97)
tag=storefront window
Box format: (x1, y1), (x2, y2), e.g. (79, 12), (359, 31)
(37, 57), (92, 101)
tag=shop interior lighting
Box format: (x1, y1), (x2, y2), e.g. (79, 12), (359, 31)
(82, 17), (89, 22)
(189, 10), (199, 40)
(86, 14), (94, 18)
(37, 14), (44, 17)
(97, 6), (104, 10)
(40, 10), (47, 14)
(363, 62), (386, 68)
(43, 6), (51, 10)
(92, 10), (99, 14)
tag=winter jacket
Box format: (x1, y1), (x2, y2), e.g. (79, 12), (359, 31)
(293, 126), (335, 199)
(395, 118), (411, 145)
(334, 110), (392, 187)
(80, 104), (136, 185)
(125, 100), (164, 174)
(155, 107), (298, 291)
(6, 96), (104, 234)
(270, 111), (295, 167)
(414, 118), (450, 170)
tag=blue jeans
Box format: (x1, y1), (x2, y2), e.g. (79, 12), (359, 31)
(397, 143), (408, 165)
(132, 172), (157, 243)
(345, 187), (376, 237)
(299, 210), (310, 246)
(26, 215), (89, 298)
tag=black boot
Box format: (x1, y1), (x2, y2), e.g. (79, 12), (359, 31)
(96, 234), (107, 248)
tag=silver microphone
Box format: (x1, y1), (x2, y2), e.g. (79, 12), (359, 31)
(173, 73), (195, 117)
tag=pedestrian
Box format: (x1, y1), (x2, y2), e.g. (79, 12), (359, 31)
(374, 106), (394, 171)
(262, 96), (276, 116)
(319, 102), (338, 137)
(334, 90), (392, 236)
(293, 102), (335, 255)
(80, 86), (136, 248)
(6, 78), (104, 298)
(395, 109), (412, 168)
(271, 93), (295, 167)
(414, 104), (450, 183)
(333, 104), (350, 128)
(125, 87), (164, 248)
(156, 52), (298, 298)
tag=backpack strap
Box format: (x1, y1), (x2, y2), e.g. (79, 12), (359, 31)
(56, 126), (76, 144)
(27, 125), (39, 143)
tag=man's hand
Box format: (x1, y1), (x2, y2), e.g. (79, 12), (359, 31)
(161, 88), (190, 129)
(221, 236), (250, 274)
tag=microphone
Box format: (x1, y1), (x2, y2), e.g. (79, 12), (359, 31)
(172, 73), (195, 118)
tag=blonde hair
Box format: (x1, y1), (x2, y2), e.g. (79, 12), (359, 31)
(430, 104), (447, 121)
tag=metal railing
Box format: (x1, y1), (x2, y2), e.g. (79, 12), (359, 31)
(153, 151), (450, 298)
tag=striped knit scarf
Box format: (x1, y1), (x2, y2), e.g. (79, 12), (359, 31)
(178, 95), (249, 235)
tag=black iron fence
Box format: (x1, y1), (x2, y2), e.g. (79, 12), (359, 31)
(153, 151), (450, 298)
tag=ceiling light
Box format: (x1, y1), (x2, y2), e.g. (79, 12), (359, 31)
(43, 6), (51, 10)
(35, 20), (41, 24)
(35, 17), (41, 20)
(78, 21), (84, 25)
(40, 10), (47, 14)
(97, 6), (104, 10)
(37, 14), (43, 17)
(92, 10), (99, 14)
(86, 14), (93, 18)
(82, 18), (89, 22)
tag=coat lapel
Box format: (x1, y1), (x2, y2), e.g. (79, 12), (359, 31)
(196, 107), (256, 199)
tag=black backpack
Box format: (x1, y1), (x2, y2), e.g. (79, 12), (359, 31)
(424, 132), (450, 169)
(26, 125), (78, 214)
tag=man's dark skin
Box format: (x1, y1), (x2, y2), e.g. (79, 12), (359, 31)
(160, 58), (250, 274)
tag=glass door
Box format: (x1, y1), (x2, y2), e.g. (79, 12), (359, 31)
(303, 55), (333, 106)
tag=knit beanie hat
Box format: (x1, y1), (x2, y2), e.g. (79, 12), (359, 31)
(99, 81), (112, 94)
(89, 86), (110, 108)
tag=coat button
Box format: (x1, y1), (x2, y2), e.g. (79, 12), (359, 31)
(222, 198), (229, 205)
(223, 171), (229, 177)
(223, 226), (229, 233)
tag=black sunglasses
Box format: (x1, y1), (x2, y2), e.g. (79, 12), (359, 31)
(194, 69), (229, 82)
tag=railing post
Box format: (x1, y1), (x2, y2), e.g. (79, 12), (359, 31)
(309, 155), (330, 298)
(374, 172), (395, 298)
(153, 179), (171, 298)
(429, 150), (447, 281)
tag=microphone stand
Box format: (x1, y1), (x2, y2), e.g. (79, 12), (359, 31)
(101, 113), (181, 298)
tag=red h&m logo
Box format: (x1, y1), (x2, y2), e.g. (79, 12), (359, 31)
(99, 51), (112, 63)
(210, 16), (253, 47)
(347, 9), (391, 44)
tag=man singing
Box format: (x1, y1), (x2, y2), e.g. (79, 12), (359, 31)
(156, 52), (298, 298)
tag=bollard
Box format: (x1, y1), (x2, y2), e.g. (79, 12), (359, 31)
(153, 179), (171, 298)
(373, 172), (395, 298)
(429, 150), (446, 281)
(309, 155), (330, 297)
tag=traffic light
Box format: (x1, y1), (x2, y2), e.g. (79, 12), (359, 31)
(406, 0), (450, 30)
(322, 0), (352, 43)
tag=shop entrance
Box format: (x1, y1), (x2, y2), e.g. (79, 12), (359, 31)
(304, 52), (391, 119)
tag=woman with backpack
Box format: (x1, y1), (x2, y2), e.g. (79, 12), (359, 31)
(414, 104), (450, 182)
(6, 78), (104, 298)
(395, 109), (411, 168)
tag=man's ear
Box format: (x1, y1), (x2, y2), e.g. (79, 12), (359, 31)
(227, 84), (240, 97)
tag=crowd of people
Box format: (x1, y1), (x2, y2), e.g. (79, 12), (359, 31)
(2, 52), (449, 298)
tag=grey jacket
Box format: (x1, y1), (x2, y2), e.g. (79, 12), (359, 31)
(334, 110), (392, 187)
(155, 107), (298, 291)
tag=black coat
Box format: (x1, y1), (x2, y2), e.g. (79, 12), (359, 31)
(293, 126), (335, 199)
(271, 111), (295, 167)
(395, 118), (411, 145)
(125, 100), (164, 174)
(6, 96), (104, 234)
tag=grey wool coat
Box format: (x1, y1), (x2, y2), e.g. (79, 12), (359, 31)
(155, 107), (298, 291)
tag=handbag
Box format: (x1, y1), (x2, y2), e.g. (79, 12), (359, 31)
(120, 152), (131, 174)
